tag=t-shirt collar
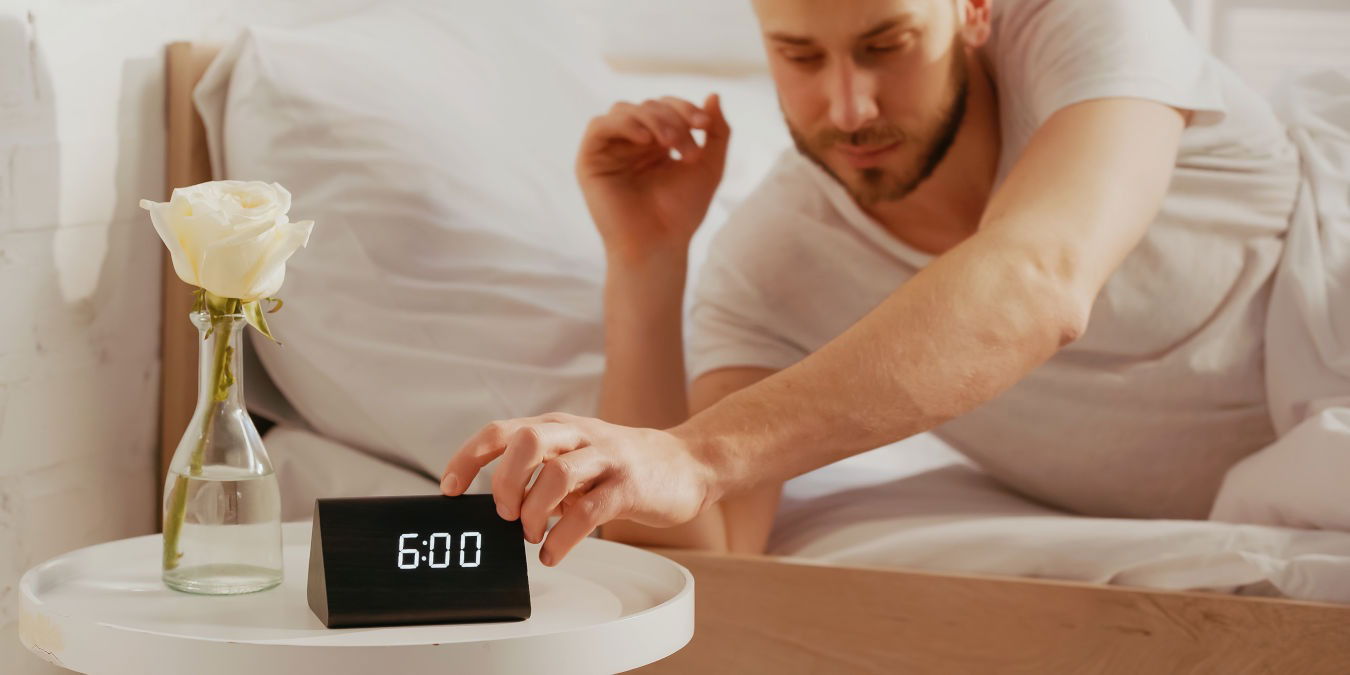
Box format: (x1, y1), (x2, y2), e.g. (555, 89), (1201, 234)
(790, 150), (937, 269)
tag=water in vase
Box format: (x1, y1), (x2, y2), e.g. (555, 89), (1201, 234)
(162, 464), (283, 595)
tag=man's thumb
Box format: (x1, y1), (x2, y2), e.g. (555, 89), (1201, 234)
(702, 93), (731, 158)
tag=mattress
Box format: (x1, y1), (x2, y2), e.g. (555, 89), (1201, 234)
(263, 425), (1350, 604)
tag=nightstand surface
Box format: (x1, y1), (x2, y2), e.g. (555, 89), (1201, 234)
(20, 520), (694, 674)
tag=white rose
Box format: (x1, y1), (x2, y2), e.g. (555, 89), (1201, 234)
(140, 180), (315, 301)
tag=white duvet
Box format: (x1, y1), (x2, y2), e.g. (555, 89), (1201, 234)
(1207, 69), (1350, 535)
(772, 434), (1350, 603)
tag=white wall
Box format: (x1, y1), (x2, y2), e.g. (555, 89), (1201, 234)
(0, 2), (377, 672)
(1204, 0), (1350, 95)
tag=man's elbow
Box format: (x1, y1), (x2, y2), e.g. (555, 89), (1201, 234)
(1008, 248), (1093, 350)
(1050, 286), (1090, 347)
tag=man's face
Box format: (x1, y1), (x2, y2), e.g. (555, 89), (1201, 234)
(753, 0), (971, 206)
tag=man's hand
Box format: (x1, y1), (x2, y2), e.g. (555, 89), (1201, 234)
(439, 413), (721, 566)
(577, 93), (730, 262)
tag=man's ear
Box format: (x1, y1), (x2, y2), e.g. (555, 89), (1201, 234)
(958, 0), (992, 48)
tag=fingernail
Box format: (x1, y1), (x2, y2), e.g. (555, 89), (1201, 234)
(498, 503), (514, 520)
(440, 473), (458, 494)
(540, 550), (553, 566)
(693, 112), (710, 126)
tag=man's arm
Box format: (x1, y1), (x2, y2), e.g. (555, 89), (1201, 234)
(678, 98), (1192, 497)
(599, 364), (778, 553)
(592, 239), (781, 552)
(444, 98), (1192, 567)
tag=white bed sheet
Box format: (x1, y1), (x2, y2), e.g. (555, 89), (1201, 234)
(773, 434), (1350, 603)
(265, 425), (1350, 604)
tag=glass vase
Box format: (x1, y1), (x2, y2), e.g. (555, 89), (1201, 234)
(161, 308), (283, 594)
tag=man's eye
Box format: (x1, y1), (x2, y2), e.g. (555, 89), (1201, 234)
(864, 39), (907, 54)
(865, 31), (916, 55)
(782, 51), (824, 64)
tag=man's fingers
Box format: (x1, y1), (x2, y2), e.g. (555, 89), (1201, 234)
(540, 483), (627, 566)
(586, 103), (655, 148)
(491, 423), (587, 521)
(440, 413), (578, 496)
(604, 100), (677, 151)
(637, 100), (700, 161)
(658, 96), (712, 130)
(518, 448), (609, 544)
(441, 420), (521, 497)
(583, 96), (717, 166)
(659, 96), (716, 160)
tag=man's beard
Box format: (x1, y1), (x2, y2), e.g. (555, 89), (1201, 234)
(788, 41), (970, 207)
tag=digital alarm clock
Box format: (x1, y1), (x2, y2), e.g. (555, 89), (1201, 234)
(307, 494), (531, 628)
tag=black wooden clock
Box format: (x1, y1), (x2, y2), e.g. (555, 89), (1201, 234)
(307, 494), (531, 628)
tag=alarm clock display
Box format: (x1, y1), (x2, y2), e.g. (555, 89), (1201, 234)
(307, 494), (531, 628)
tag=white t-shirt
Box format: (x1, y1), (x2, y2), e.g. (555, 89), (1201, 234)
(687, 0), (1303, 520)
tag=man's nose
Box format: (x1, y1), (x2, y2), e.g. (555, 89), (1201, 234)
(826, 61), (879, 134)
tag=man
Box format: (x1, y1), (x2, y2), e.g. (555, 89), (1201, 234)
(439, 0), (1328, 567)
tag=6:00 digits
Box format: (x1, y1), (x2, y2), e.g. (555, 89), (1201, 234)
(397, 532), (482, 569)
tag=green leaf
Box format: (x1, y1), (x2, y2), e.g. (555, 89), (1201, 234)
(264, 297), (284, 314)
(242, 300), (281, 345)
(191, 288), (205, 314)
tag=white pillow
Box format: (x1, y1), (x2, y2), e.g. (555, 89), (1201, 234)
(194, 1), (615, 488)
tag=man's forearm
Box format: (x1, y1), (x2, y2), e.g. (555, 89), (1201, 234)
(673, 230), (1088, 501)
(597, 250), (690, 428)
(596, 249), (734, 549)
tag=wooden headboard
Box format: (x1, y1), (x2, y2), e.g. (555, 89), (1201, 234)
(156, 42), (221, 523)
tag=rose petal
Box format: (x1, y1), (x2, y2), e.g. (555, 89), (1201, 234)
(246, 218), (315, 300)
(141, 198), (199, 286)
(198, 226), (272, 299)
(199, 218), (314, 301)
(168, 189), (230, 283)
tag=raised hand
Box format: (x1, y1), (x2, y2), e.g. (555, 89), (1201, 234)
(576, 93), (730, 262)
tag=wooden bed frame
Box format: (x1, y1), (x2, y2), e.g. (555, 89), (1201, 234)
(155, 42), (1350, 674)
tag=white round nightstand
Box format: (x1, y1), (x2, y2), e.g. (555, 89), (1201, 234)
(19, 520), (694, 674)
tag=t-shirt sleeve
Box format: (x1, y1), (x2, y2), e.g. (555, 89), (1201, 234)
(685, 219), (808, 382)
(993, 0), (1227, 129)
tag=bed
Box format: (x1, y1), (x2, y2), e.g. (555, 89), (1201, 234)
(155, 29), (1350, 675)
